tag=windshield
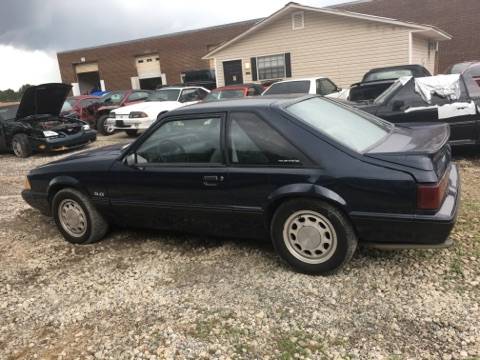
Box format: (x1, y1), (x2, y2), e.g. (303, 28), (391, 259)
(364, 69), (413, 82)
(101, 91), (124, 105)
(205, 89), (245, 101)
(287, 97), (392, 152)
(61, 99), (75, 112)
(147, 89), (180, 102)
(264, 81), (310, 95)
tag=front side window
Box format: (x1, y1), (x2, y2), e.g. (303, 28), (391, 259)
(179, 89), (203, 102)
(287, 97), (392, 153)
(228, 112), (306, 166)
(316, 78), (338, 95)
(136, 117), (222, 164)
(263, 80), (310, 95)
(257, 54), (286, 81)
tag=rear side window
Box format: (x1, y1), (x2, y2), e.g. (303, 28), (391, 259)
(263, 81), (310, 95)
(287, 97), (391, 153)
(228, 112), (306, 166)
(316, 79), (338, 95)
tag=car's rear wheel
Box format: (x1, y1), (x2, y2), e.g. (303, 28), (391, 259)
(52, 188), (109, 244)
(125, 129), (138, 137)
(11, 133), (32, 158)
(271, 199), (357, 275)
(97, 115), (115, 136)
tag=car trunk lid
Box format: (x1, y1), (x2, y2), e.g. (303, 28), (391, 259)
(365, 123), (451, 179)
(16, 83), (72, 120)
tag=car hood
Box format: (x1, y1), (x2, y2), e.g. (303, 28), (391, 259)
(16, 83), (71, 120)
(112, 101), (180, 114)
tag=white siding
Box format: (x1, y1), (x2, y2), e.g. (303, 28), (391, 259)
(212, 10), (411, 88)
(411, 35), (436, 74)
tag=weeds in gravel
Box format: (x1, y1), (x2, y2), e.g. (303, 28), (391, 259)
(276, 330), (325, 359)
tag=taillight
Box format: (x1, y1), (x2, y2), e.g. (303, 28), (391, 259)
(417, 171), (449, 210)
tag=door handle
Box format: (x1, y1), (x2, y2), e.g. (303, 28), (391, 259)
(202, 175), (224, 186)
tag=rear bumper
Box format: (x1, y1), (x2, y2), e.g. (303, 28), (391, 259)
(30, 130), (97, 152)
(21, 190), (50, 216)
(351, 164), (460, 248)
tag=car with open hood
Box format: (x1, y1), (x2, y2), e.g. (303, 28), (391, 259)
(0, 83), (96, 158)
(22, 95), (459, 274)
(355, 73), (480, 147)
(106, 86), (210, 137)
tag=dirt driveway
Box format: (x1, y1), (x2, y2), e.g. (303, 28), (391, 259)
(0, 135), (479, 359)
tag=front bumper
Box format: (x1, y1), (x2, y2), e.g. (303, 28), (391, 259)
(30, 130), (97, 152)
(107, 117), (153, 131)
(22, 190), (50, 216)
(351, 164), (460, 248)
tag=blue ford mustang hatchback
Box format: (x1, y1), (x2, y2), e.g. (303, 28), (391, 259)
(22, 96), (460, 274)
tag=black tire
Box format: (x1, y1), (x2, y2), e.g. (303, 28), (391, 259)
(125, 129), (138, 137)
(11, 133), (32, 158)
(97, 115), (114, 136)
(52, 188), (109, 244)
(271, 199), (357, 275)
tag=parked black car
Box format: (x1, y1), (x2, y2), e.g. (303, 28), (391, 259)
(182, 69), (216, 90)
(349, 65), (431, 102)
(356, 74), (480, 146)
(0, 83), (97, 158)
(22, 96), (459, 274)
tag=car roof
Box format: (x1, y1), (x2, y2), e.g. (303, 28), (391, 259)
(159, 86), (204, 90)
(212, 84), (253, 91)
(366, 64), (427, 73)
(168, 95), (308, 115)
(272, 77), (327, 84)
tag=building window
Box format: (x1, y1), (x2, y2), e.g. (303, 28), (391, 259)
(257, 54), (286, 80)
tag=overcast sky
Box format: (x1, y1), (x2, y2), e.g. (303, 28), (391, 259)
(0, 0), (351, 90)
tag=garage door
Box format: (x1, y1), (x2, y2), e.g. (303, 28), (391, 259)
(136, 55), (161, 78)
(75, 62), (99, 74)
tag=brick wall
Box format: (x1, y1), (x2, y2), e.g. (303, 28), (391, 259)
(335, 0), (480, 72)
(57, 20), (258, 90)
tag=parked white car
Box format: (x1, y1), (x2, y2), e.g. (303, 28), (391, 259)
(262, 77), (349, 99)
(107, 86), (210, 136)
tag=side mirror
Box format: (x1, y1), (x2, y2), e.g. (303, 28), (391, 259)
(392, 100), (405, 111)
(336, 87), (342, 92)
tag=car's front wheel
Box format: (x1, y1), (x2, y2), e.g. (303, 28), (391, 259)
(97, 115), (115, 136)
(52, 188), (109, 244)
(271, 199), (357, 275)
(11, 133), (32, 158)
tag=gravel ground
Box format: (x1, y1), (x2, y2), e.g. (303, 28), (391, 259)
(0, 135), (479, 360)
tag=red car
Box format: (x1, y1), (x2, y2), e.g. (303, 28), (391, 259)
(61, 95), (99, 124)
(204, 83), (264, 101)
(87, 90), (152, 135)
